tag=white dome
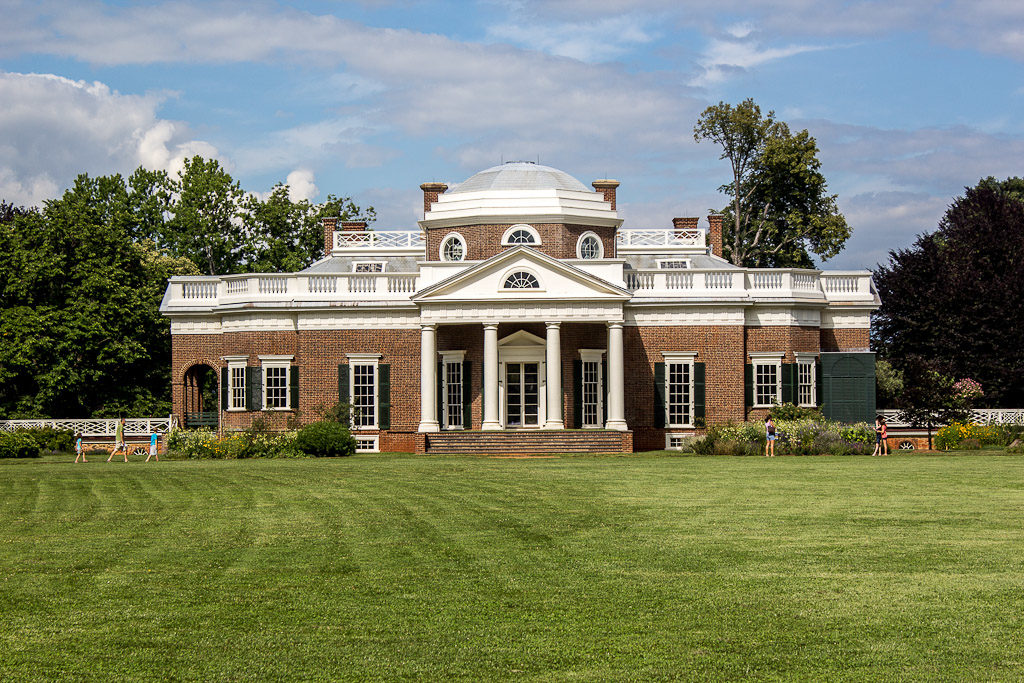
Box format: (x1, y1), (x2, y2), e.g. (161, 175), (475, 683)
(450, 161), (589, 193)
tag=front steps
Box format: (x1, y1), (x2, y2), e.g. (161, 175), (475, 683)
(418, 429), (633, 455)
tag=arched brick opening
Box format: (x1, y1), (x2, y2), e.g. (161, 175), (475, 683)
(182, 363), (219, 429)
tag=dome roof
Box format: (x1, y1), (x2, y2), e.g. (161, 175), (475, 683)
(450, 161), (589, 193)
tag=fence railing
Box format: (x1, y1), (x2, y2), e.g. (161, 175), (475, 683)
(617, 229), (705, 249)
(880, 409), (1024, 428)
(0, 416), (177, 437)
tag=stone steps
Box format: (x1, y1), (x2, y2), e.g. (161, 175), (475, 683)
(423, 430), (632, 454)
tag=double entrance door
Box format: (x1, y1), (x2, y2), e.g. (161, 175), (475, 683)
(504, 362), (540, 428)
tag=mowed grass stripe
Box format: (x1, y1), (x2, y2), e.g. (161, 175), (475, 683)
(0, 454), (1022, 680)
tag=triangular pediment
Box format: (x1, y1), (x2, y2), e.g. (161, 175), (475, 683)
(412, 246), (631, 303)
(499, 330), (545, 347)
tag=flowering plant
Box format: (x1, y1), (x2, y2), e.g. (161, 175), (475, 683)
(953, 378), (984, 400)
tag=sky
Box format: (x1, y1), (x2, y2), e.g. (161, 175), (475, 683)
(1, 0), (1023, 270)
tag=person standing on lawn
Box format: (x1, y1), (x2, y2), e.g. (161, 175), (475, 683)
(872, 415), (883, 456)
(146, 432), (159, 462)
(74, 432), (87, 463)
(107, 417), (128, 462)
(765, 415), (776, 457)
(879, 416), (889, 456)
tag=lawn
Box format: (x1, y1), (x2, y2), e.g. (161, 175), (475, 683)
(2, 453), (1023, 681)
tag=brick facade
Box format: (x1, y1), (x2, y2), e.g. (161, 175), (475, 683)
(820, 328), (870, 352)
(426, 223), (617, 261)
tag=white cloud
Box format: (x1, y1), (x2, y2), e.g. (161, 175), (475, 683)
(486, 14), (655, 62)
(0, 71), (218, 206)
(691, 36), (828, 86)
(285, 169), (318, 202)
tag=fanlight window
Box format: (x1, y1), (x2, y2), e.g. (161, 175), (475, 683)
(508, 229), (536, 244)
(503, 271), (540, 289)
(441, 234), (465, 262)
(579, 234), (601, 259)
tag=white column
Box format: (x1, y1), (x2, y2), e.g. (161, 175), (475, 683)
(605, 321), (627, 431)
(544, 321), (564, 429)
(482, 323), (501, 430)
(418, 324), (439, 432)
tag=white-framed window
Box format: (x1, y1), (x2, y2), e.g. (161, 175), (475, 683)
(580, 350), (605, 428)
(259, 355), (294, 411)
(501, 224), (541, 246)
(354, 435), (379, 453)
(222, 356), (248, 411)
(796, 353), (817, 407)
(576, 232), (603, 259)
(353, 261), (385, 273)
(503, 270), (541, 289)
(658, 259), (690, 269)
(751, 352), (783, 408)
(347, 354), (380, 429)
(440, 233), (466, 262)
(664, 352), (696, 427)
(442, 351), (465, 430)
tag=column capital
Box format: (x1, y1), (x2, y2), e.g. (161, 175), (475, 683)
(420, 323), (437, 331)
(482, 322), (499, 331)
(545, 321), (562, 330)
(607, 320), (624, 329)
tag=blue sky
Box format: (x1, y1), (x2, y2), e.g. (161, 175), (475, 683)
(2, 0), (1023, 269)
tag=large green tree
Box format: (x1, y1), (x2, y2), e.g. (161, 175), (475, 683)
(872, 178), (1024, 407)
(694, 98), (850, 267)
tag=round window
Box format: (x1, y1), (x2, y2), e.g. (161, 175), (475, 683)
(508, 229), (535, 244)
(579, 234), (601, 259)
(441, 234), (465, 262)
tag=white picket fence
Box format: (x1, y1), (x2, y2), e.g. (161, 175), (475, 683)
(880, 408), (1024, 428)
(0, 416), (177, 437)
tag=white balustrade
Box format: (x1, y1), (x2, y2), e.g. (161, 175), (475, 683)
(332, 230), (425, 251)
(181, 281), (218, 299)
(793, 273), (818, 290)
(225, 279), (248, 295)
(881, 408), (1024, 428)
(704, 271), (734, 289)
(617, 229), (705, 249)
(258, 277), (289, 295)
(821, 274), (860, 293)
(308, 276), (338, 294)
(0, 417), (176, 437)
(347, 275), (377, 293)
(749, 271), (785, 289)
(388, 274), (417, 293)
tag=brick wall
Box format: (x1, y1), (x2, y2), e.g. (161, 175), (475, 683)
(426, 223), (617, 261)
(820, 328), (870, 352)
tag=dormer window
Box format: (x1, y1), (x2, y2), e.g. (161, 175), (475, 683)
(503, 271), (540, 289)
(501, 224), (541, 246)
(353, 262), (385, 273)
(658, 259), (690, 269)
(440, 233), (466, 262)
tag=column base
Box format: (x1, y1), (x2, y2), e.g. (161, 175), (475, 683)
(604, 420), (628, 431)
(481, 421), (502, 431)
(543, 420), (565, 430)
(418, 421), (440, 433)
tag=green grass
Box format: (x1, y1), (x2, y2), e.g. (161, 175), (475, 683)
(2, 452), (1023, 681)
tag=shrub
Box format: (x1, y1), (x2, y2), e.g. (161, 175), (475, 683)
(295, 421), (356, 458)
(0, 432), (41, 458)
(1006, 439), (1024, 454)
(14, 427), (75, 452)
(691, 435), (715, 455)
(166, 428), (217, 458)
(961, 438), (982, 450)
(769, 402), (822, 421)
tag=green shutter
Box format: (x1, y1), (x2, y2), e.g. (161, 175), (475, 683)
(654, 362), (666, 429)
(337, 364), (349, 408)
(744, 364), (754, 409)
(246, 366), (262, 411)
(601, 359), (608, 427)
(462, 360), (472, 430)
(694, 362), (706, 423)
(820, 352), (876, 423)
(781, 363), (795, 405)
(436, 361), (444, 425)
(572, 360), (582, 429)
(378, 364), (391, 430)
(290, 365), (299, 411)
(816, 362), (823, 407)
(221, 367), (228, 411)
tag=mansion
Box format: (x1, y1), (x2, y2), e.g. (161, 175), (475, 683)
(160, 162), (879, 453)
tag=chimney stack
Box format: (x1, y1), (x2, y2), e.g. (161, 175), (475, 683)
(592, 179), (620, 210)
(672, 217), (699, 234)
(341, 220), (368, 231)
(322, 217), (338, 257)
(707, 214), (724, 258)
(420, 182), (448, 216)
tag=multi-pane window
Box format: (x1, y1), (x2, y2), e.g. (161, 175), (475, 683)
(507, 228), (535, 244)
(578, 234), (601, 259)
(353, 262), (384, 273)
(441, 234), (465, 262)
(230, 365), (246, 410)
(755, 362), (780, 407)
(798, 361), (816, 406)
(658, 260), (689, 269)
(264, 365), (289, 409)
(581, 360), (601, 427)
(444, 361), (463, 429)
(351, 364), (377, 428)
(504, 271), (540, 289)
(666, 361), (693, 427)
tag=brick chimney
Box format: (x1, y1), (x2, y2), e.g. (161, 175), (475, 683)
(672, 217), (699, 234)
(322, 217), (338, 257)
(707, 214), (724, 258)
(420, 182), (448, 216)
(341, 220), (368, 231)
(592, 179), (620, 210)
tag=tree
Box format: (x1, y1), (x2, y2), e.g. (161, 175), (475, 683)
(872, 179), (1024, 407)
(694, 98), (850, 267)
(896, 356), (979, 449)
